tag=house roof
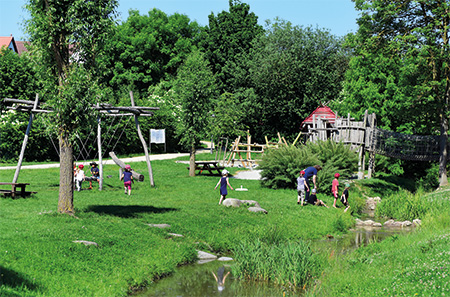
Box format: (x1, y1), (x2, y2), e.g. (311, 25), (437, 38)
(15, 41), (30, 55)
(301, 105), (337, 128)
(0, 36), (18, 53)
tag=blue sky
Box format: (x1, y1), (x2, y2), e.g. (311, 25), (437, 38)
(1, 0), (360, 40)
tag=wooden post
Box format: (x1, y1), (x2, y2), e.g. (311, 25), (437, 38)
(97, 103), (103, 191)
(358, 110), (368, 179)
(13, 94), (39, 183)
(367, 113), (377, 179)
(247, 130), (251, 161)
(130, 91), (155, 187)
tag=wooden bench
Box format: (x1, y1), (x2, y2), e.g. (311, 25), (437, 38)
(0, 182), (36, 198)
(187, 161), (225, 175)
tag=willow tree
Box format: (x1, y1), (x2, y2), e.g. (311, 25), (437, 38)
(25, 0), (118, 213)
(344, 0), (450, 186)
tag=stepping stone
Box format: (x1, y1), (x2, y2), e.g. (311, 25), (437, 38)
(73, 240), (98, 247)
(218, 257), (233, 261)
(168, 233), (183, 237)
(147, 224), (171, 229)
(197, 250), (217, 260)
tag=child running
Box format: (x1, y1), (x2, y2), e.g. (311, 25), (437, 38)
(120, 164), (134, 196)
(332, 173), (340, 208)
(341, 183), (351, 212)
(297, 170), (309, 205)
(214, 169), (234, 205)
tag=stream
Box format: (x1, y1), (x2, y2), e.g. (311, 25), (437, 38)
(134, 220), (415, 297)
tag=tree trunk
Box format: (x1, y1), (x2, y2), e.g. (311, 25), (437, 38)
(439, 108), (449, 187)
(189, 144), (196, 177)
(58, 131), (74, 214)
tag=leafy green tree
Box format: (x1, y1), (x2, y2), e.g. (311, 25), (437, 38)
(209, 92), (247, 143)
(25, 0), (118, 214)
(338, 0), (450, 186)
(173, 50), (217, 176)
(201, 0), (264, 92)
(243, 20), (349, 141)
(101, 9), (201, 95)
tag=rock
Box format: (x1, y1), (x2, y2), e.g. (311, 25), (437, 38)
(402, 221), (413, 227)
(248, 207), (268, 214)
(218, 257), (233, 261)
(355, 218), (364, 226)
(240, 200), (261, 208)
(197, 250), (217, 260)
(73, 240), (98, 247)
(372, 222), (382, 227)
(413, 219), (422, 226)
(222, 198), (242, 207)
(363, 219), (376, 226)
(383, 219), (395, 226)
(168, 233), (183, 237)
(147, 224), (171, 229)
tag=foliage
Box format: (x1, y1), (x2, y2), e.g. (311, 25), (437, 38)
(101, 9), (201, 95)
(242, 20), (349, 140)
(0, 48), (38, 100)
(209, 92), (247, 143)
(201, 0), (264, 93)
(259, 140), (358, 193)
(259, 145), (320, 189)
(375, 188), (430, 221)
(173, 50), (217, 150)
(232, 238), (322, 290)
(334, 0), (450, 185)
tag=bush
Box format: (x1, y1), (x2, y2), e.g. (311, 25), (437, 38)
(259, 140), (358, 193)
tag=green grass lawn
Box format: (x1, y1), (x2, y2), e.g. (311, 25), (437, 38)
(1, 156), (449, 296)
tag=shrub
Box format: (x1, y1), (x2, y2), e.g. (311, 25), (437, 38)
(259, 140), (358, 193)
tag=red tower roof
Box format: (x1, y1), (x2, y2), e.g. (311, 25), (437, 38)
(301, 105), (337, 128)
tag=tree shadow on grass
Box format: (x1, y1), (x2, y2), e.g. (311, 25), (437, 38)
(0, 266), (39, 296)
(84, 205), (178, 218)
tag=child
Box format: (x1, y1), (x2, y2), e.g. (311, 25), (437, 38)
(120, 164), (134, 196)
(297, 170), (309, 205)
(341, 183), (351, 212)
(308, 188), (329, 208)
(75, 164), (85, 192)
(88, 162), (100, 190)
(214, 169), (234, 205)
(332, 173), (340, 208)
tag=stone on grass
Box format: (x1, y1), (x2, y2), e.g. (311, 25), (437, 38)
(248, 207), (268, 214)
(240, 200), (261, 208)
(73, 240), (98, 247)
(197, 250), (217, 260)
(413, 219), (422, 226)
(218, 257), (233, 261)
(147, 224), (171, 229)
(222, 198), (241, 207)
(402, 220), (413, 227)
(168, 233), (183, 237)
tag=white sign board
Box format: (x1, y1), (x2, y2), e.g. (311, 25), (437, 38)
(150, 129), (165, 144)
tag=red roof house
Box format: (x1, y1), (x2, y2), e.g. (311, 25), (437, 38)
(0, 36), (18, 53)
(300, 105), (337, 129)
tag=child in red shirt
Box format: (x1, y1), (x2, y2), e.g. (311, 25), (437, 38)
(332, 173), (340, 208)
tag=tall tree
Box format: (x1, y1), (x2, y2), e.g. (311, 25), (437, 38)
(25, 0), (118, 214)
(243, 20), (349, 140)
(173, 50), (217, 176)
(340, 0), (450, 186)
(201, 0), (264, 92)
(101, 9), (201, 95)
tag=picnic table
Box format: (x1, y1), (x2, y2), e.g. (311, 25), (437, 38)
(0, 182), (36, 198)
(188, 161), (225, 175)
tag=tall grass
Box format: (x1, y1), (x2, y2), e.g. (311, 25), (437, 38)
(232, 238), (323, 290)
(375, 188), (430, 220)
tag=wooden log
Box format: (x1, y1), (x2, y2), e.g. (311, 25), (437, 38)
(108, 152), (144, 182)
(130, 91), (154, 186)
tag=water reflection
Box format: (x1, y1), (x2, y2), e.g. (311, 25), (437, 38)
(134, 260), (292, 297)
